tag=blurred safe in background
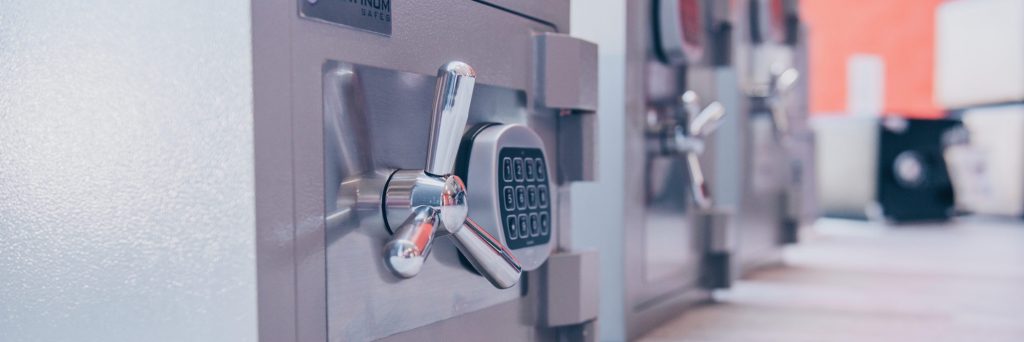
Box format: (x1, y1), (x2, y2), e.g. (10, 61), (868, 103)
(718, 0), (814, 276)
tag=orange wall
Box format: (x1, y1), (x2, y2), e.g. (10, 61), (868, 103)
(800, 0), (945, 117)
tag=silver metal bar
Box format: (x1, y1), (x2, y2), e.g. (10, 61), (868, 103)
(770, 68), (799, 135)
(383, 206), (438, 278)
(451, 218), (523, 289)
(774, 68), (799, 94)
(690, 102), (726, 137)
(425, 61), (477, 176)
(686, 153), (712, 210)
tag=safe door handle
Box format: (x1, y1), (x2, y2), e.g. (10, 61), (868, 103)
(381, 61), (523, 289)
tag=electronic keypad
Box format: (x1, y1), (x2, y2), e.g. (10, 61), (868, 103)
(457, 124), (554, 271)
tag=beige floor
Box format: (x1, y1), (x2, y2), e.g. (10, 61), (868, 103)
(639, 217), (1024, 342)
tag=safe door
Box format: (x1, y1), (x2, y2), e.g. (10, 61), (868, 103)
(730, 0), (811, 275)
(622, 0), (735, 338)
(252, 1), (597, 341)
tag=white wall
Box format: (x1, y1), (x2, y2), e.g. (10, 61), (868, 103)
(570, 1), (628, 340)
(0, 1), (258, 341)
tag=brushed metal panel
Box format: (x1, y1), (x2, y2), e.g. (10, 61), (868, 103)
(474, 0), (570, 30)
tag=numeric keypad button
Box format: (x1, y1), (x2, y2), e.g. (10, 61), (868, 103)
(525, 158), (536, 181)
(517, 214), (529, 237)
(515, 186), (527, 210)
(539, 212), (549, 235)
(527, 186), (538, 209)
(507, 215), (519, 240)
(535, 158), (546, 181)
(529, 213), (540, 237)
(513, 158), (525, 181)
(538, 185), (549, 208)
(502, 157), (513, 182)
(502, 186), (515, 211)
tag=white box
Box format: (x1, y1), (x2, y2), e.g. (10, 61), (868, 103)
(935, 0), (1024, 108)
(960, 104), (1024, 216)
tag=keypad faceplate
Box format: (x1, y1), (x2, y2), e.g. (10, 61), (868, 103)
(498, 148), (551, 249)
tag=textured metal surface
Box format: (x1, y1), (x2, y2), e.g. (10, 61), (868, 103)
(0, 1), (257, 341)
(557, 113), (599, 182)
(545, 250), (600, 326)
(473, 0), (570, 31)
(536, 33), (599, 111)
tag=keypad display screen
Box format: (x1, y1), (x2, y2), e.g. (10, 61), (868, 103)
(498, 148), (551, 249)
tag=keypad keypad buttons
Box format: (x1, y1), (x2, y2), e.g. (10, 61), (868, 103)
(515, 186), (527, 210)
(535, 158), (546, 181)
(507, 215), (519, 240)
(527, 186), (538, 209)
(502, 157), (513, 182)
(529, 213), (540, 237)
(525, 158), (536, 181)
(497, 147), (552, 250)
(513, 158), (525, 181)
(538, 185), (549, 208)
(502, 186), (515, 211)
(517, 214), (529, 237)
(539, 212), (549, 235)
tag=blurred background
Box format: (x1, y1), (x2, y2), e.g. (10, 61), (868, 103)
(640, 0), (1024, 340)
(568, 0), (1024, 340)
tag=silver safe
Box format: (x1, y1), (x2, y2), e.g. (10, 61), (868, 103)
(582, 0), (739, 339)
(722, 0), (815, 276)
(255, 1), (602, 341)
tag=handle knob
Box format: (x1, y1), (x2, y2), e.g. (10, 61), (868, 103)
(682, 91), (726, 137)
(687, 153), (712, 210)
(770, 68), (799, 135)
(381, 61), (522, 288)
(383, 207), (438, 278)
(773, 68), (799, 94)
(690, 102), (726, 137)
(425, 62), (476, 177)
(673, 91), (728, 210)
(452, 218), (523, 288)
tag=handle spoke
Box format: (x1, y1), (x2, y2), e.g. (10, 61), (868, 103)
(690, 102), (726, 137)
(383, 207), (438, 278)
(450, 218), (523, 289)
(425, 61), (476, 176)
(686, 153), (712, 210)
